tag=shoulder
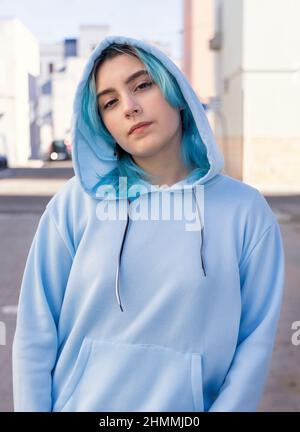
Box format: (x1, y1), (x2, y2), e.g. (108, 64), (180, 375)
(214, 175), (282, 268)
(46, 175), (91, 216)
(46, 176), (82, 209)
(215, 174), (262, 200)
(45, 176), (93, 247)
(213, 174), (278, 230)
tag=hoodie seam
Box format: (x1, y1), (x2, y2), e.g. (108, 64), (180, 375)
(203, 174), (225, 189)
(46, 209), (75, 260)
(239, 222), (275, 272)
(86, 337), (202, 357)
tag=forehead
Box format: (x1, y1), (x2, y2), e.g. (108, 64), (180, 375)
(95, 54), (145, 87)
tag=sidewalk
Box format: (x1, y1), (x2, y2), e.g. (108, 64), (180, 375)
(259, 194), (300, 411)
(0, 162), (74, 196)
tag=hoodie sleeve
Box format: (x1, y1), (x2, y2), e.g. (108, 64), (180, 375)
(209, 193), (285, 412)
(12, 206), (74, 412)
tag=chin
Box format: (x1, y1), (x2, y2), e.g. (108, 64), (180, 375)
(131, 141), (165, 157)
(132, 148), (162, 159)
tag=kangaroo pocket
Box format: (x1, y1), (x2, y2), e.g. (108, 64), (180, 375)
(54, 338), (204, 412)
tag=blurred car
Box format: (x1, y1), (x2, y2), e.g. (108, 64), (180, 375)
(0, 135), (8, 168)
(0, 154), (7, 168)
(46, 139), (72, 161)
(63, 131), (72, 156)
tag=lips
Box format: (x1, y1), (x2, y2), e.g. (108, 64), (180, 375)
(129, 122), (152, 135)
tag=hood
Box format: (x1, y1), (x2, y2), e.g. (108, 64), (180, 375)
(71, 34), (224, 200)
(70, 35), (225, 312)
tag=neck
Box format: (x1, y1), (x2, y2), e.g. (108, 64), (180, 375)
(132, 130), (190, 187)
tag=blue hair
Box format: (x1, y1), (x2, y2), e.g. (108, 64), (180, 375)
(81, 43), (210, 196)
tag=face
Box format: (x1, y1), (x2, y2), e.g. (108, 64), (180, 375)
(95, 54), (182, 162)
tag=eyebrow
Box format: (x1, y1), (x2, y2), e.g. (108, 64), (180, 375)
(96, 69), (150, 100)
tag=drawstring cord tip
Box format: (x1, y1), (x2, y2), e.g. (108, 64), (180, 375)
(115, 199), (130, 312)
(201, 254), (207, 277)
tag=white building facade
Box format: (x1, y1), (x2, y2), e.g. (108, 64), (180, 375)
(0, 18), (40, 166)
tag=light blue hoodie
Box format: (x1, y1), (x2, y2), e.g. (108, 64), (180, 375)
(12, 35), (285, 412)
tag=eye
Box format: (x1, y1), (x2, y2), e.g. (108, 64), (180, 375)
(103, 99), (116, 110)
(102, 81), (153, 110)
(135, 81), (153, 91)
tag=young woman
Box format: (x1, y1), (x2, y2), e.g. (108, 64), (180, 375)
(12, 35), (285, 412)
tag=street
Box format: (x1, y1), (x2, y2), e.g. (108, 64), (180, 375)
(0, 162), (74, 411)
(0, 163), (299, 411)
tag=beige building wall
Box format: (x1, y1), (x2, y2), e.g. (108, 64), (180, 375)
(242, 0), (300, 193)
(183, 0), (217, 132)
(216, 0), (244, 180)
(190, 1), (215, 102)
(184, 0), (300, 194)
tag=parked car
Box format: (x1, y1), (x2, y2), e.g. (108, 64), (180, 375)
(63, 131), (72, 156)
(46, 139), (72, 161)
(0, 154), (7, 168)
(0, 135), (8, 168)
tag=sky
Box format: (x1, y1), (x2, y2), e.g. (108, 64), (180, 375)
(0, 0), (183, 59)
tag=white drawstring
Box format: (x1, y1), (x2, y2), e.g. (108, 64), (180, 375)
(192, 186), (207, 277)
(115, 199), (130, 312)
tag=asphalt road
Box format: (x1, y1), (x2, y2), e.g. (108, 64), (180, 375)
(0, 163), (299, 412)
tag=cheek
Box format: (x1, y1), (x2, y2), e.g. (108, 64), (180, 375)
(154, 96), (179, 123)
(160, 107), (181, 132)
(102, 116), (119, 138)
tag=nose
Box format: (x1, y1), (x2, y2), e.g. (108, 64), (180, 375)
(123, 94), (142, 117)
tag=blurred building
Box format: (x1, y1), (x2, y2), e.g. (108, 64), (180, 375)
(39, 40), (65, 156)
(39, 26), (181, 158)
(78, 25), (109, 58)
(0, 17), (40, 166)
(0, 17), (182, 166)
(51, 57), (86, 141)
(182, 0), (216, 131)
(183, 0), (300, 194)
(39, 25), (111, 157)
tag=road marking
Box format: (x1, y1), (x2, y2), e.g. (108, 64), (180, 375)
(274, 211), (292, 222)
(0, 213), (41, 220)
(0, 178), (68, 196)
(0, 321), (6, 345)
(1, 305), (18, 315)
